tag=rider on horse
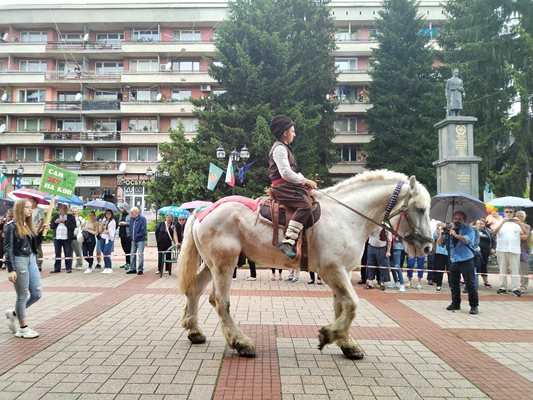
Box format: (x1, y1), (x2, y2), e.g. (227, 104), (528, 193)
(268, 115), (318, 258)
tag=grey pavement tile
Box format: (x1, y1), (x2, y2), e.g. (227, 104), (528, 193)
(128, 375), (153, 384)
(303, 384), (328, 394)
(83, 374), (110, 384)
(327, 390), (357, 400)
(348, 385), (374, 396)
(113, 395), (140, 400)
(292, 396), (330, 400)
(33, 373), (68, 388)
(154, 383), (192, 395)
(61, 373), (89, 383)
(41, 394), (81, 400)
(186, 384), (215, 400)
(120, 383), (158, 394)
(77, 395), (117, 400)
(10, 372), (46, 383)
(192, 374), (217, 385)
(96, 378), (128, 394)
(49, 381), (80, 393)
(448, 387), (490, 398)
(4, 380), (35, 392)
(171, 371), (197, 384)
(0, 392), (21, 400)
(73, 382), (104, 393)
(13, 386), (50, 400)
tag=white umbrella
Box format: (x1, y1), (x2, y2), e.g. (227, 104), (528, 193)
(487, 196), (533, 208)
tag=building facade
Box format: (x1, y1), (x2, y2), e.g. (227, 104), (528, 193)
(0, 0), (445, 209)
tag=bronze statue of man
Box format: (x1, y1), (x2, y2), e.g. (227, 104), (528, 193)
(445, 68), (465, 117)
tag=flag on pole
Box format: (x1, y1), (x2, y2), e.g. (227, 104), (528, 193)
(207, 162), (224, 191)
(0, 173), (7, 196)
(224, 158), (235, 187)
(238, 161), (255, 184)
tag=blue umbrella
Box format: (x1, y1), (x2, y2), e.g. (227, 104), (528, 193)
(44, 193), (84, 206)
(84, 199), (119, 212)
(158, 206), (190, 218)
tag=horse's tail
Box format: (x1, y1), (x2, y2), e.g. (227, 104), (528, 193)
(177, 214), (200, 295)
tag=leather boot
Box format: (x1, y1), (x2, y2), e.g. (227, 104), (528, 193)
(277, 220), (303, 258)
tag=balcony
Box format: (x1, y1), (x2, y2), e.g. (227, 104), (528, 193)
(121, 40), (215, 56)
(0, 102), (44, 114)
(335, 41), (377, 56)
(43, 130), (122, 142)
(0, 71), (46, 84)
(338, 71), (371, 84)
(330, 162), (367, 175)
(336, 102), (372, 114)
(49, 160), (122, 174)
(46, 41), (122, 52)
(0, 42), (47, 55)
(120, 101), (194, 115)
(0, 131), (42, 145)
(332, 133), (372, 144)
(122, 71), (215, 85)
(45, 72), (122, 82)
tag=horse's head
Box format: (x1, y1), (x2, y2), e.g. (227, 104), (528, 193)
(393, 176), (433, 257)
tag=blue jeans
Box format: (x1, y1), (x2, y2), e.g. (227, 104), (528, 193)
(390, 249), (404, 284)
(53, 238), (73, 272)
(12, 254), (42, 320)
(407, 256), (425, 279)
(100, 238), (114, 269)
(130, 241), (145, 272)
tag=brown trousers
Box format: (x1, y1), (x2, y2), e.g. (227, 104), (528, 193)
(270, 182), (312, 225)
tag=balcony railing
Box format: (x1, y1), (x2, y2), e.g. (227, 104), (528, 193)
(44, 72), (121, 81)
(50, 161), (120, 170)
(43, 131), (121, 141)
(46, 41), (122, 50)
(44, 101), (120, 111)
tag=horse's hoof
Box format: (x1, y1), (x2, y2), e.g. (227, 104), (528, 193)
(233, 340), (256, 358)
(188, 332), (206, 344)
(341, 346), (365, 360)
(318, 326), (333, 350)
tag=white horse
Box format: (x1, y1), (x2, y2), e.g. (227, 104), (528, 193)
(177, 170), (433, 359)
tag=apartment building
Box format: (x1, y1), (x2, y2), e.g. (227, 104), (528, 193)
(0, 0), (445, 209)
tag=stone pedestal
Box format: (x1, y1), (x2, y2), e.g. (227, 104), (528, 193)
(433, 116), (481, 197)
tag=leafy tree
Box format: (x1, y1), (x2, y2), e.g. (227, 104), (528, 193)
(365, 0), (442, 193)
(182, 0), (338, 199)
(438, 0), (527, 196)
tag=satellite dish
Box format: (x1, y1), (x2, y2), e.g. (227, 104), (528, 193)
(83, 33), (89, 41)
(75, 152), (83, 162)
(165, 62), (172, 70)
(118, 162), (126, 172)
(2, 33), (8, 42)
(75, 93), (82, 101)
(0, 124), (6, 134)
(1, 93), (7, 102)
(155, 93), (162, 101)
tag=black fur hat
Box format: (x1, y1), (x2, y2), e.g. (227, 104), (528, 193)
(270, 115), (295, 140)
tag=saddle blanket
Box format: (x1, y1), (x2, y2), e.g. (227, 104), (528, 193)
(196, 195), (261, 222)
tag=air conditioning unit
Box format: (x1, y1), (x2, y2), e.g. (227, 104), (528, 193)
(200, 84), (212, 92)
(160, 64), (170, 72)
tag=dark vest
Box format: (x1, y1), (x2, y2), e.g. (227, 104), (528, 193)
(268, 141), (297, 182)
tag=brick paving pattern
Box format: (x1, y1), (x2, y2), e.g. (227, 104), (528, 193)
(0, 243), (532, 399)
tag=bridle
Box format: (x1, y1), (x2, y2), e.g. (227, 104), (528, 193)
(316, 181), (433, 246)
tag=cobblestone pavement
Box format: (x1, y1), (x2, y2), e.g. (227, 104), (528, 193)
(0, 243), (532, 399)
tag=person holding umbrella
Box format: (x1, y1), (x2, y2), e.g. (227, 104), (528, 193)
(437, 211), (479, 315)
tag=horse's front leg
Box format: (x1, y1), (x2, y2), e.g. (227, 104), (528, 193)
(181, 262), (212, 344)
(318, 269), (365, 360)
(211, 264), (256, 358)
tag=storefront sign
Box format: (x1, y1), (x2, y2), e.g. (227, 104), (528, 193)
(77, 176), (100, 187)
(117, 178), (148, 186)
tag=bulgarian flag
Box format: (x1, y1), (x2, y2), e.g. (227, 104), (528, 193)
(224, 157), (235, 187)
(0, 173), (7, 194)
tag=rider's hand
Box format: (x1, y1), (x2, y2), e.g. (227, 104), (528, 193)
(305, 178), (318, 190)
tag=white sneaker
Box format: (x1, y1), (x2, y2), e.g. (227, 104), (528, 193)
(76, 266), (83, 270)
(417, 284), (422, 289)
(84, 268), (93, 274)
(395, 282), (402, 289)
(106, 269), (113, 274)
(15, 326), (39, 339)
(387, 283), (397, 289)
(5, 309), (18, 333)
(399, 285), (405, 292)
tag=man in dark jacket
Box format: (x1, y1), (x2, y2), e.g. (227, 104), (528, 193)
(50, 204), (76, 273)
(155, 214), (176, 274)
(117, 202), (132, 270)
(127, 207), (146, 275)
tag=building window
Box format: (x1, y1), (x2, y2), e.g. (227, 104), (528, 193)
(173, 30), (201, 42)
(336, 145), (357, 162)
(94, 148), (121, 161)
(18, 89), (45, 103)
(335, 58), (358, 72)
(57, 61), (80, 76)
(93, 120), (119, 131)
(337, 86), (357, 103)
(171, 60), (200, 72)
(128, 147), (158, 162)
(128, 119), (157, 132)
(170, 118), (198, 133)
(335, 28), (357, 42)
(171, 89), (192, 102)
(17, 118), (45, 131)
(132, 29), (159, 42)
(20, 31), (47, 43)
(16, 147), (45, 162)
(335, 118), (357, 133)
(130, 59), (159, 72)
(57, 92), (78, 102)
(19, 60), (47, 72)
(95, 62), (123, 75)
(129, 89), (158, 102)
(55, 148), (81, 161)
(57, 120), (82, 131)
(96, 32), (124, 46)
(94, 91), (119, 101)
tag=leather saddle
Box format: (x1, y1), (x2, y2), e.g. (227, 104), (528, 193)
(259, 194), (321, 269)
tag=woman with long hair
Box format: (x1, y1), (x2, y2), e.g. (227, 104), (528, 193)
(99, 209), (116, 274)
(82, 211), (99, 273)
(4, 199), (42, 338)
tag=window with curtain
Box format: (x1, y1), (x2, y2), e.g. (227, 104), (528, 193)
(16, 148), (45, 162)
(18, 89), (46, 103)
(127, 147), (158, 161)
(17, 118), (45, 131)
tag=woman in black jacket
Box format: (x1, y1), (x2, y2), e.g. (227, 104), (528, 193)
(155, 214), (177, 274)
(4, 199), (42, 339)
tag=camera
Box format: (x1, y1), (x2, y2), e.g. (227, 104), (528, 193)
(442, 226), (451, 235)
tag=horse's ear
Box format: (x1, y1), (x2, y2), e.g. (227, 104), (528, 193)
(408, 176), (417, 192)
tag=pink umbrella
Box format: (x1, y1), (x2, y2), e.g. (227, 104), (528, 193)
(180, 200), (213, 210)
(7, 188), (51, 205)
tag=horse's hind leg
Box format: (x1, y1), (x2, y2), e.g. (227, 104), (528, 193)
(211, 264), (256, 358)
(318, 270), (364, 360)
(181, 262), (212, 344)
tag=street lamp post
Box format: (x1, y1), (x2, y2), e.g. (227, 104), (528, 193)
(146, 166), (169, 220)
(216, 146), (250, 195)
(1, 164), (25, 190)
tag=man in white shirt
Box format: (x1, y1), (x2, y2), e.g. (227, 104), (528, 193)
(492, 207), (526, 297)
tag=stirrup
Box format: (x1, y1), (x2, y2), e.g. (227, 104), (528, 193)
(277, 242), (296, 259)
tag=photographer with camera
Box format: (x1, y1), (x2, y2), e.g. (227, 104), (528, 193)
(437, 211), (479, 315)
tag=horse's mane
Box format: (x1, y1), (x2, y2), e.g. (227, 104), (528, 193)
(323, 169), (409, 195)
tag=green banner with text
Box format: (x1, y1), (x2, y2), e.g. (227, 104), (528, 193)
(39, 163), (78, 197)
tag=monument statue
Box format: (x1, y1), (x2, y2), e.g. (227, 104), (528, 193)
(445, 68), (465, 117)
